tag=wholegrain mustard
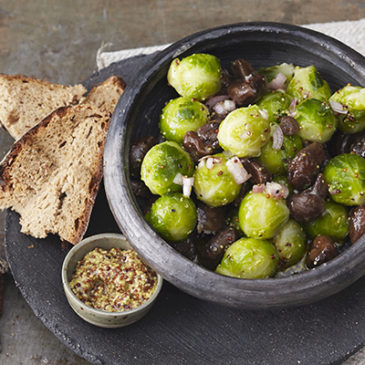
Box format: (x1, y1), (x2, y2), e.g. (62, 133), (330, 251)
(69, 247), (157, 312)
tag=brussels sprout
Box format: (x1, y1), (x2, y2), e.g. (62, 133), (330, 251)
(257, 91), (291, 123)
(259, 63), (295, 84)
(217, 105), (270, 157)
(159, 97), (209, 143)
(216, 237), (278, 279)
(273, 219), (307, 268)
(304, 201), (349, 241)
(287, 65), (332, 102)
(238, 191), (290, 239)
(193, 153), (241, 207)
(259, 131), (303, 174)
(294, 98), (337, 142)
(141, 141), (194, 195)
(324, 153), (365, 206)
(330, 85), (365, 134)
(145, 193), (197, 241)
(272, 175), (294, 195)
(167, 53), (221, 100)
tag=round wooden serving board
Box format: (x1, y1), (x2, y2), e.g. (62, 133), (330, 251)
(5, 54), (365, 365)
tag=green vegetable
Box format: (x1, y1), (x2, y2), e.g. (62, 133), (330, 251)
(273, 220), (307, 268)
(217, 105), (270, 157)
(238, 191), (289, 239)
(167, 53), (221, 100)
(193, 153), (241, 207)
(146, 193), (197, 241)
(259, 130), (303, 174)
(159, 97), (209, 143)
(257, 91), (291, 123)
(141, 141), (193, 195)
(330, 85), (365, 134)
(260, 63), (295, 84)
(324, 153), (365, 206)
(216, 237), (278, 279)
(295, 98), (337, 142)
(304, 201), (348, 241)
(287, 65), (332, 102)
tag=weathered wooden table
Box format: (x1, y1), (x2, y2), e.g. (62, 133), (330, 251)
(0, 1), (365, 364)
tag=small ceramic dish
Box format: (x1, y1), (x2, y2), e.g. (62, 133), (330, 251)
(61, 233), (163, 328)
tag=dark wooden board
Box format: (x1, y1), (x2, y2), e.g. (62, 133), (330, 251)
(5, 54), (365, 365)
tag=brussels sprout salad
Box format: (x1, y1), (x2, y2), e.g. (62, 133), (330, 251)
(129, 53), (365, 280)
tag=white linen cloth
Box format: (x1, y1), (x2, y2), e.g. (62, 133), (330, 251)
(96, 18), (365, 70)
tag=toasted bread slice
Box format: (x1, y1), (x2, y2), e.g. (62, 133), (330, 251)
(82, 75), (125, 115)
(0, 74), (87, 140)
(0, 103), (110, 244)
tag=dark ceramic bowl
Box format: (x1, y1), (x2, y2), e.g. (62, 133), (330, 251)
(104, 22), (365, 309)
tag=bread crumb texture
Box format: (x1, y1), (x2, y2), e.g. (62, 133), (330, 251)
(0, 104), (110, 244)
(82, 75), (126, 115)
(0, 74), (87, 140)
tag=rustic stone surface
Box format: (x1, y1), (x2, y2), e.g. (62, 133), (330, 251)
(0, 1), (365, 364)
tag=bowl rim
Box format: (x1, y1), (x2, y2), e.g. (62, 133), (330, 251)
(104, 21), (365, 308)
(61, 233), (163, 318)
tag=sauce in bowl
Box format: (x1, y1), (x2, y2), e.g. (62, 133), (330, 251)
(69, 247), (157, 312)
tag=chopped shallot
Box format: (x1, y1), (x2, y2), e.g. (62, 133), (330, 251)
(265, 181), (289, 199)
(253, 182), (288, 199)
(182, 176), (194, 197)
(329, 99), (348, 115)
(289, 97), (297, 116)
(205, 95), (229, 109)
(252, 184), (265, 194)
(205, 157), (222, 169)
(272, 125), (284, 151)
(267, 72), (287, 91)
(226, 156), (251, 184)
(213, 99), (236, 116)
(259, 109), (269, 120)
(173, 173), (183, 185)
(205, 157), (214, 169)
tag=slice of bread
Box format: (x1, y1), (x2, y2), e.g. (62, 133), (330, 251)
(82, 75), (126, 115)
(0, 103), (110, 244)
(0, 74), (87, 140)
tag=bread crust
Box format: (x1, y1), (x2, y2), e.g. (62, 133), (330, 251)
(0, 104), (110, 244)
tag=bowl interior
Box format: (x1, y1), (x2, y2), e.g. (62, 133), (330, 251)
(63, 233), (132, 283)
(105, 22), (365, 309)
(125, 26), (365, 146)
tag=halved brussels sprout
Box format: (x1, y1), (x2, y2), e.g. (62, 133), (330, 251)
(167, 53), (221, 100)
(141, 141), (194, 195)
(330, 85), (365, 134)
(273, 219), (307, 268)
(259, 131), (303, 174)
(295, 98), (337, 142)
(217, 105), (270, 157)
(287, 65), (331, 102)
(159, 97), (209, 143)
(304, 201), (348, 241)
(216, 237), (278, 279)
(324, 153), (365, 206)
(145, 193), (197, 241)
(193, 153), (241, 207)
(257, 91), (292, 123)
(260, 62), (295, 84)
(238, 191), (289, 239)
